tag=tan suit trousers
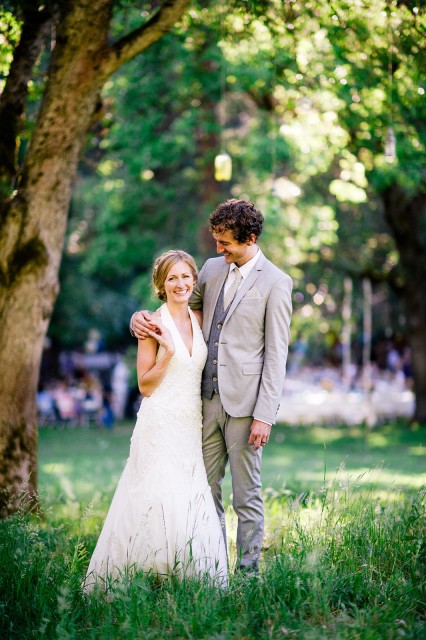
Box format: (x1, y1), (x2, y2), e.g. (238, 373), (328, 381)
(202, 392), (263, 571)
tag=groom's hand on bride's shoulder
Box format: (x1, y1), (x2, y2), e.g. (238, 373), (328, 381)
(130, 310), (155, 340)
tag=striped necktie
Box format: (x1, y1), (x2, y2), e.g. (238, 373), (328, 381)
(224, 267), (242, 309)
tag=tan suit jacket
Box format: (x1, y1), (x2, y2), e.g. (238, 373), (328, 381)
(191, 250), (292, 424)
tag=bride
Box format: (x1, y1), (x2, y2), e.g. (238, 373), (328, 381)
(84, 250), (228, 590)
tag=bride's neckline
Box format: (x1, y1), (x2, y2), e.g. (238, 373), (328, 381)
(163, 303), (194, 357)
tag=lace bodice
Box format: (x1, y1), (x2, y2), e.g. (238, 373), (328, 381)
(138, 303), (207, 424)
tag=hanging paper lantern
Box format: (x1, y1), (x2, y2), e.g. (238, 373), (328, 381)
(214, 152), (232, 181)
(384, 126), (396, 162)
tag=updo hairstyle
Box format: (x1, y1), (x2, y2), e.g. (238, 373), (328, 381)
(152, 250), (198, 301)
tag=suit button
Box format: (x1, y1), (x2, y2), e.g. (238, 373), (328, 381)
(217, 323), (222, 329)
(213, 359), (217, 364)
(213, 376), (217, 382)
(214, 341), (219, 347)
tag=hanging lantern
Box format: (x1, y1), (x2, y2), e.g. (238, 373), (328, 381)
(214, 152), (232, 181)
(384, 126), (396, 162)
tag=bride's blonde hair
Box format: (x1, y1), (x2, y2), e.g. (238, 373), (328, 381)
(152, 250), (198, 301)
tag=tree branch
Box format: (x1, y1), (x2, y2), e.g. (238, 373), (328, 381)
(101, 0), (191, 78)
(0, 6), (51, 197)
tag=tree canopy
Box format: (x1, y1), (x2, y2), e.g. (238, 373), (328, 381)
(0, 0), (425, 514)
(53, 0), (425, 359)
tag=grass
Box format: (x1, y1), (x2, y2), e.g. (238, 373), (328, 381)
(0, 420), (425, 639)
(38, 420), (426, 514)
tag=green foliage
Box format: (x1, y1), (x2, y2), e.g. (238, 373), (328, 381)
(65, 22), (224, 332)
(50, 0), (423, 353)
(49, 254), (137, 349)
(0, 9), (21, 83)
(1, 0), (420, 352)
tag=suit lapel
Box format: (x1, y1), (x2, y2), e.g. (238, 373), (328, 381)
(224, 251), (266, 324)
(203, 260), (229, 335)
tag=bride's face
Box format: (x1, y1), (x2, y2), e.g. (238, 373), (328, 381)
(164, 260), (195, 304)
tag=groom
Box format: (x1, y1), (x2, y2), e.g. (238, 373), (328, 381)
(131, 199), (292, 572)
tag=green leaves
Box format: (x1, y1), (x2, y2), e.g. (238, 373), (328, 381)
(38, 0), (425, 350)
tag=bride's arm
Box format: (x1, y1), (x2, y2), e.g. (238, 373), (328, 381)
(137, 319), (175, 397)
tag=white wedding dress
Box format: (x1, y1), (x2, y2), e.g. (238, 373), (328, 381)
(84, 304), (227, 589)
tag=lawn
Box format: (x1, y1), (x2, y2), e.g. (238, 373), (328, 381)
(0, 420), (424, 639)
(38, 419), (426, 510)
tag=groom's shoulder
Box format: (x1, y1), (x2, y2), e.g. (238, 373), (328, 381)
(261, 254), (293, 288)
(201, 256), (226, 274)
(203, 256), (225, 267)
(197, 256), (226, 287)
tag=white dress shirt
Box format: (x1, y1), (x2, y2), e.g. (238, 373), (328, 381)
(223, 247), (261, 297)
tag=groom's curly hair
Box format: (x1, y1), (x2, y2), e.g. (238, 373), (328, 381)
(209, 199), (264, 243)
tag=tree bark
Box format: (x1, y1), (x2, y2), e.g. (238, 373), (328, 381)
(0, 0), (189, 516)
(383, 185), (426, 424)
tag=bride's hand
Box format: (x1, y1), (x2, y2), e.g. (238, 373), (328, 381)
(147, 320), (175, 355)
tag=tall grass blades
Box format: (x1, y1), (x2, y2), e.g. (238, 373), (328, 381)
(0, 484), (424, 639)
(1, 422), (425, 639)
(261, 480), (425, 638)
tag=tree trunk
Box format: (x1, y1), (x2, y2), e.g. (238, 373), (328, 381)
(383, 185), (426, 424)
(398, 269), (426, 424)
(341, 276), (353, 391)
(362, 277), (372, 392)
(0, 1), (112, 515)
(0, 0), (190, 515)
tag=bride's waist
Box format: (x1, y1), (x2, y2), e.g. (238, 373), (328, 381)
(138, 391), (202, 411)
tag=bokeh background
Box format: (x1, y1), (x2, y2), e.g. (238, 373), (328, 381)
(14, 0), (421, 428)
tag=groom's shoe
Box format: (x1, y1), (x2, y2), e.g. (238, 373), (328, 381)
(234, 564), (259, 579)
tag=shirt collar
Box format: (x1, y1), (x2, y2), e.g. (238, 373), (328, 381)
(229, 247), (260, 279)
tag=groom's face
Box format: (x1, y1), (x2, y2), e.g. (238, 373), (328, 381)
(212, 229), (256, 267)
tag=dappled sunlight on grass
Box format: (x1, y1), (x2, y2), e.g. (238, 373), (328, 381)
(35, 420), (426, 539)
(1, 421), (423, 640)
(262, 478), (426, 579)
(264, 466), (426, 492)
(334, 467), (426, 488)
(262, 421), (426, 496)
(37, 420), (425, 517)
(39, 426), (131, 506)
(364, 432), (389, 448)
(41, 462), (72, 474)
(409, 445), (426, 456)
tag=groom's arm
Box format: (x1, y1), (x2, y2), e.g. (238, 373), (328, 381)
(130, 309), (158, 340)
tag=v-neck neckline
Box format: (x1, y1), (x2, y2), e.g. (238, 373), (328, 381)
(163, 304), (195, 358)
